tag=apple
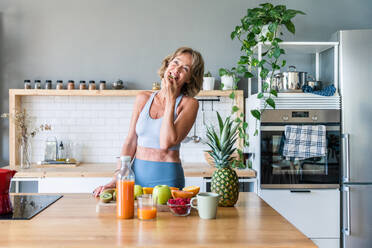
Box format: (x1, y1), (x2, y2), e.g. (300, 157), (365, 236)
(152, 185), (172, 205)
(134, 185), (143, 200)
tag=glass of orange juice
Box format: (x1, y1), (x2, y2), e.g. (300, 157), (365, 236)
(137, 194), (157, 220)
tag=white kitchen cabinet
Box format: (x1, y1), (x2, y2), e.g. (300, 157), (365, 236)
(38, 177), (111, 193)
(260, 189), (340, 246)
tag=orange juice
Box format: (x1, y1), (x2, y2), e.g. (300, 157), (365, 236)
(116, 180), (135, 219)
(137, 206), (157, 220)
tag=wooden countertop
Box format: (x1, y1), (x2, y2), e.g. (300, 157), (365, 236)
(0, 193), (315, 248)
(4, 163), (256, 178)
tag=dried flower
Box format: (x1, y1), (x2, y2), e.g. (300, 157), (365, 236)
(1, 109), (52, 143)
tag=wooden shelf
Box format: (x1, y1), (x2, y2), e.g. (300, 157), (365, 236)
(5, 163), (256, 178)
(9, 89), (240, 97)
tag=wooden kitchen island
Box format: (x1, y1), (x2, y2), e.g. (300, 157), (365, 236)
(0, 193), (316, 248)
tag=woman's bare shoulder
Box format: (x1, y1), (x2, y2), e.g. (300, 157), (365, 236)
(179, 96), (199, 113)
(136, 91), (153, 104)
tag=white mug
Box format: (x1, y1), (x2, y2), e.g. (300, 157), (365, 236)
(190, 192), (219, 219)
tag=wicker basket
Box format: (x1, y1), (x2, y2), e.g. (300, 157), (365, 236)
(203, 150), (241, 167)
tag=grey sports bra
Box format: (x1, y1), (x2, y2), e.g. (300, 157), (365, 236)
(135, 91), (183, 150)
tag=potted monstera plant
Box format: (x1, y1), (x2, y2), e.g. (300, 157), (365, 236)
(220, 2), (305, 168)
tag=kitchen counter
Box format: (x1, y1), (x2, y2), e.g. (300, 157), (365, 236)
(4, 163), (256, 178)
(0, 193), (315, 248)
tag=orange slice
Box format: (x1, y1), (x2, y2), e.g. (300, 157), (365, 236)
(143, 187), (153, 194)
(169, 187), (179, 191)
(182, 186), (200, 197)
(171, 190), (194, 199)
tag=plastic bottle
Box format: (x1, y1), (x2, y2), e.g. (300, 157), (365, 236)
(116, 156), (135, 219)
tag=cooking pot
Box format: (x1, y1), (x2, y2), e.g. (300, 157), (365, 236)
(270, 73), (285, 92)
(307, 75), (323, 91)
(0, 169), (17, 215)
(286, 65), (300, 91)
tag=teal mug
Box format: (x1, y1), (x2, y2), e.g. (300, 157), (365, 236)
(190, 192), (219, 219)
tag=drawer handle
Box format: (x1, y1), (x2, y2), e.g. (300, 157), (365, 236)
(290, 189), (311, 193)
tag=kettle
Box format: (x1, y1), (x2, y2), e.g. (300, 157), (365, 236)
(0, 169), (17, 215)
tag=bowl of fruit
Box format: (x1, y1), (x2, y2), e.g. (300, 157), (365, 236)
(167, 198), (191, 217)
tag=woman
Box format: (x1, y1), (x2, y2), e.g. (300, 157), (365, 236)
(94, 47), (204, 197)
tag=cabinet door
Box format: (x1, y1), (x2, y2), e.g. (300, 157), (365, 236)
(260, 189), (340, 239)
(38, 177), (112, 193)
(184, 177), (205, 192)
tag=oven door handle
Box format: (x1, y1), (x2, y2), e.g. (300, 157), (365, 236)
(260, 126), (340, 131)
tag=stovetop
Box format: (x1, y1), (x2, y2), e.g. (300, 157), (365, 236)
(0, 195), (63, 220)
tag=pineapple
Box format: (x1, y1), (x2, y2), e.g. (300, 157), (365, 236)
(205, 112), (240, 207)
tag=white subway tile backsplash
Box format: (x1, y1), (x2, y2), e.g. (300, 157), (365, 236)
(22, 95), (234, 164)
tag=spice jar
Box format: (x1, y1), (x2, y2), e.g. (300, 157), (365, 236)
(79, 80), (86, 90)
(34, 80), (41, 89)
(56, 80), (64, 90)
(24, 80), (31, 89)
(67, 80), (75, 90)
(152, 82), (161, 90)
(89, 80), (96, 90)
(45, 80), (52, 89)
(99, 80), (106, 90)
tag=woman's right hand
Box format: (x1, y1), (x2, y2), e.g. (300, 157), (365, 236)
(93, 181), (116, 197)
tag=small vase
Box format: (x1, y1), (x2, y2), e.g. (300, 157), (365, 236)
(20, 138), (32, 169)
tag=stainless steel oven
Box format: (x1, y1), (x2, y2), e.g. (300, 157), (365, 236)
(260, 110), (341, 189)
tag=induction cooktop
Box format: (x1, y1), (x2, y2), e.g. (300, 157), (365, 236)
(0, 195), (63, 220)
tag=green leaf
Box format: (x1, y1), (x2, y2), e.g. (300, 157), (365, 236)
(237, 65), (247, 74)
(257, 92), (264, 99)
(232, 105), (239, 113)
(258, 59), (266, 67)
(251, 109), (261, 120)
(252, 26), (261, 34)
(254, 129), (259, 136)
(251, 58), (259, 67)
(266, 98), (276, 109)
(263, 82), (269, 91)
(244, 71), (254, 78)
(243, 122), (248, 130)
(282, 60), (287, 67)
(238, 56), (249, 65)
(260, 68), (269, 79)
(268, 23), (278, 33)
(229, 91), (235, 100)
(273, 47), (281, 59)
(220, 83), (224, 90)
(270, 89), (278, 97)
(219, 68), (228, 77)
(285, 21), (296, 34)
(230, 31), (236, 40)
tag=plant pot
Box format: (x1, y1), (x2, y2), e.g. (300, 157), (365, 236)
(221, 75), (234, 90)
(202, 77), (215, 90)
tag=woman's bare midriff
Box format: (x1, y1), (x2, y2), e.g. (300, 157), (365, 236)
(135, 146), (181, 163)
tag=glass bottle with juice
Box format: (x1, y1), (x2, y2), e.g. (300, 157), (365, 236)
(116, 156), (135, 219)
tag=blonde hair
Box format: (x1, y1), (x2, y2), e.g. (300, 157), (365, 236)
(158, 47), (204, 97)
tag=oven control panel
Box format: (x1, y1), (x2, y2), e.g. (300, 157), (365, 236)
(261, 110), (340, 123)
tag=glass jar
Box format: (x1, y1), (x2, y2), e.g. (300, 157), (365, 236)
(89, 80), (96, 90)
(56, 80), (64, 90)
(99, 80), (106, 90)
(45, 80), (52, 89)
(34, 80), (41, 89)
(116, 156), (135, 219)
(152, 82), (160, 90)
(79, 80), (86, 90)
(67, 80), (75, 90)
(24, 80), (31, 89)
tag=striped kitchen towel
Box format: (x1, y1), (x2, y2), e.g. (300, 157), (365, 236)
(283, 125), (327, 160)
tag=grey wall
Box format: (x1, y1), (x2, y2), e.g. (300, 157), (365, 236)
(1, 0), (372, 162)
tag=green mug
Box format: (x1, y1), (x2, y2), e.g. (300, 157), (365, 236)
(190, 192), (219, 219)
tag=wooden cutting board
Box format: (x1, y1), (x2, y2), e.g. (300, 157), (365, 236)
(96, 201), (170, 214)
